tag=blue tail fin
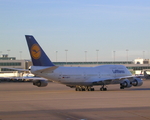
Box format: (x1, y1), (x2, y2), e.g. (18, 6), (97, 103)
(25, 35), (55, 66)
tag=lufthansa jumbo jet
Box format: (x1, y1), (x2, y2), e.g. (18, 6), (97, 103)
(25, 35), (143, 91)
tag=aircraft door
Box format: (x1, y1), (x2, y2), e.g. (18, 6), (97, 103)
(57, 72), (62, 82)
(98, 72), (101, 78)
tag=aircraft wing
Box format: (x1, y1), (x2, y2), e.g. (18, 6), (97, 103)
(92, 75), (143, 85)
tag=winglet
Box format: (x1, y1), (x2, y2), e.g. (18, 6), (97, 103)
(25, 35), (55, 66)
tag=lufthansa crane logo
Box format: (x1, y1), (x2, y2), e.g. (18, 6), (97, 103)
(30, 44), (41, 59)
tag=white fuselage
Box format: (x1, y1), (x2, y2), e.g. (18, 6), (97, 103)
(30, 65), (132, 86)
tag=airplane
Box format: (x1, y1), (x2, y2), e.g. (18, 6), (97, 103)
(0, 72), (47, 82)
(0, 67), (48, 82)
(25, 35), (143, 91)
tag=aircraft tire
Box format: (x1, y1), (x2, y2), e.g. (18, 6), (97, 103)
(82, 88), (85, 91)
(78, 88), (80, 91)
(104, 88), (107, 91)
(91, 88), (95, 91)
(75, 88), (78, 91)
(76, 87), (80, 91)
(120, 87), (124, 89)
(85, 87), (88, 91)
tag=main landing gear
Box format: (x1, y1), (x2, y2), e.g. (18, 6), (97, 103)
(75, 85), (108, 91)
(100, 85), (107, 91)
(75, 86), (95, 91)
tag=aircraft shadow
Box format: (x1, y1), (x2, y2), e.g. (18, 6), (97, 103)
(129, 88), (150, 91)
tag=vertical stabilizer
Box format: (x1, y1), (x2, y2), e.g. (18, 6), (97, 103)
(25, 35), (55, 66)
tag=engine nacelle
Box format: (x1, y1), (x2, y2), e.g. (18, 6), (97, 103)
(131, 78), (143, 86)
(120, 79), (132, 88)
(33, 80), (48, 87)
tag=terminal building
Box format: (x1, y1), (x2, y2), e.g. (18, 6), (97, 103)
(0, 55), (31, 78)
(0, 54), (150, 76)
(0, 54), (31, 71)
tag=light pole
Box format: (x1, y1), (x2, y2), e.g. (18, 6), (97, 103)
(96, 49), (99, 64)
(65, 50), (68, 64)
(56, 51), (58, 62)
(20, 51), (22, 60)
(126, 49), (128, 63)
(85, 51), (87, 62)
(143, 51), (145, 59)
(113, 51), (115, 62)
(7, 50), (10, 57)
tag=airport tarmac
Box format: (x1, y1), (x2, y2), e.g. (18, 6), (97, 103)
(0, 80), (150, 120)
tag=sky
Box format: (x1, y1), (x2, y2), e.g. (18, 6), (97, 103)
(0, 0), (150, 62)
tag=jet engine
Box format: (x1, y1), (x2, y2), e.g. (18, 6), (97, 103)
(33, 80), (48, 87)
(120, 79), (132, 89)
(131, 78), (143, 86)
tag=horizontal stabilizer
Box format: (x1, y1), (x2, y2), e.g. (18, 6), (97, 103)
(35, 66), (59, 73)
